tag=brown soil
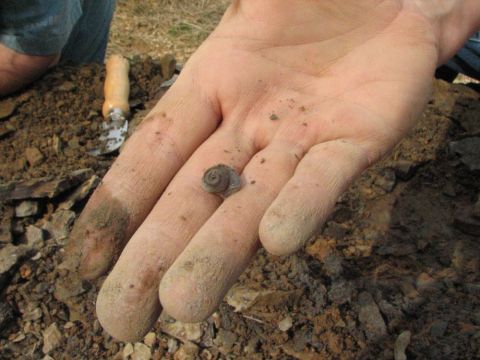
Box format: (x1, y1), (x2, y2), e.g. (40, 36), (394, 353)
(0, 58), (167, 183)
(1, 57), (480, 360)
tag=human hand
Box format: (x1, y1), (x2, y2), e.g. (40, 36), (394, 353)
(64, 0), (468, 341)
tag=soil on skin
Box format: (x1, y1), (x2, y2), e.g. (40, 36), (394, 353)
(0, 60), (480, 359)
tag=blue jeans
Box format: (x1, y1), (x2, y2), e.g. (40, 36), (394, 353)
(0, 0), (115, 64)
(446, 32), (480, 80)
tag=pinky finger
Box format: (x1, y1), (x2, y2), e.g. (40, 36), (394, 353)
(259, 139), (370, 256)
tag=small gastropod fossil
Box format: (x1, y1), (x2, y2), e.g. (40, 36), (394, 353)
(202, 164), (241, 198)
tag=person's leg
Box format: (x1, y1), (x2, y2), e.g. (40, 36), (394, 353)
(60, 0), (116, 64)
(443, 32), (480, 80)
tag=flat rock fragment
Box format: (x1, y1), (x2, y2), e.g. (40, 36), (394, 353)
(25, 146), (45, 166)
(15, 200), (40, 217)
(357, 292), (387, 341)
(278, 316), (293, 332)
(25, 224), (45, 249)
(43, 209), (76, 244)
(159, 314), (204, 344)
(393, 160), (418, 180)
(42, 322), (62, 354)
(0, 244), (31, 274)
(132, 342), (151, 360)
(394, 330), (411, 360)
(449, 137), (480, 171)
(454, 206), (480, 235)
(0, 99), (17, 119)
(225, 285), (302, 312)
(58, 175), (100, 210)
(0, 168), (93, 201)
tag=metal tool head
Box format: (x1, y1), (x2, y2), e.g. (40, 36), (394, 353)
(89, 108), (128, 156)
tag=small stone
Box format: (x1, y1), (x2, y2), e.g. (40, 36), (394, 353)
(23, 306), (42, 321)
(58, 81), (76, 92)
(174, 342), (199, 360)
(167, 338), (179, 354)
(394, 330), (411, 360)
(214, 329), (237, 352)
(43, 210), (76, 244)
(328, 280), (354, 305)
(323, 253), (344, 279)
(416, 272), (437, 291)
(278, 316), (293, 332)
(0, 302), (15, 330)
(375, 168), (396, 192)
(453, 206), (480, 236)
(54, 272), (88, 302)
(378, 299), (403, 324)
(449, 137), (480, 171)
(200, 349), (213, 360)
(143, 332), (156, 347)
(68, 136), (80, 149)
(11, 332), (26, 343)
(393, 160), (418, 181)
(15, 200), (40, 217)
(184, 323), (203, 342)
(225, 286), (302, 312)
(25, 225), (45, 249)
(25, 147), (45, 166)
(133, 342), (151, 360)
(0, 99), (17, 119)
(357, 292), (387, 341)
(13, 158), (27, 172)
(123, 343), (134, 358)
(64, 322), (75, 329)
(42, 322), (62, 354)
(52, 135), (63, 154)
(0, 244), (31, 274)
(430, 320), (448, 337)
(269, 113), (279, 121)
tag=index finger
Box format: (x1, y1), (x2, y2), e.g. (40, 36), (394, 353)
(64, 71), (220, 280)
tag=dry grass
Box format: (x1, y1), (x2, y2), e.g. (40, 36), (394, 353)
(108, 0), (229, 63)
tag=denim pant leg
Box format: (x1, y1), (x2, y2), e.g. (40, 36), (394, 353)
(445, 32), (480, 80)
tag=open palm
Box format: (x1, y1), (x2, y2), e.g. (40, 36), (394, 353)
(65, 0), (440, 341)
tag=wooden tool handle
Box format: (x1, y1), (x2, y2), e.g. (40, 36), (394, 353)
(102, 54), (130, 118)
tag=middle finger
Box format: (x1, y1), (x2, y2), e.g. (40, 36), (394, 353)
(159, 140), (304, 323)
(96, 127), (255, 341)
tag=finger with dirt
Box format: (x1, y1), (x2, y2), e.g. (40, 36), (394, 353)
(64, 70), (220, 280)
(159, 142), (301, 322)
(96, 129), (255, 341)
(259, 139), (370, 255)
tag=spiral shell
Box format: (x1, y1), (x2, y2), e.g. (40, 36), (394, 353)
(202, 164), (241, 198)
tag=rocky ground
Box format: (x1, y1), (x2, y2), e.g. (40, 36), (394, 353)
(0, 55), (479, 359)
(1, 1), (480, 357)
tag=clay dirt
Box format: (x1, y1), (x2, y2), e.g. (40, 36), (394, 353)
(1, 1), (480, 359)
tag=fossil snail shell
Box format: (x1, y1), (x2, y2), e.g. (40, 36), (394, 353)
(202, 164), (241, 198)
